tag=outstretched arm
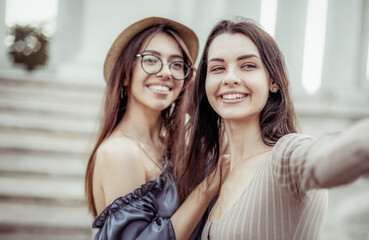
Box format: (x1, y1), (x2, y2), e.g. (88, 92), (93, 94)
(272, 118), (369, 201)
(304, 118), (369, 190)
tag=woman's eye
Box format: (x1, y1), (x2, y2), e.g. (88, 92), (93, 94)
(241, 63), (256, 70)
(171, 61), (184, 70)
(209, 66), (225, 72)
(143, 56), (159, 65)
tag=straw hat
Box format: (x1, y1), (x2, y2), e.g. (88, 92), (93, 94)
(103, 16), (199, 82)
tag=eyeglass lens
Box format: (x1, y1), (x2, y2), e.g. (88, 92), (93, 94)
(141, 55), (189, 80)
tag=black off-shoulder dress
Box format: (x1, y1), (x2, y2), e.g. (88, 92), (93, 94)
(93, 171), (211, 240)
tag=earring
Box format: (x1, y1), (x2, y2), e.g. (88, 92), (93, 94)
(271, 87), (278, 93)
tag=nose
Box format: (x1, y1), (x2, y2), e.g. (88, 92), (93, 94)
(222, 68), (241, 86)
(157, 62), (171, 79)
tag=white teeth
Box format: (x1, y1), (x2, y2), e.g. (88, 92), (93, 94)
(149, 85), (170, 92)
(222, 93), (247, 100)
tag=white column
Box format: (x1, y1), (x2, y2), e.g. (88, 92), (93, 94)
(49, 0), (84, 72)
(0, 0), (11, 69)
(53, 0), (104, 83)
(319, 0), (367, 102)
(274, 0), (309, 100)
(359, 0), (369, 92)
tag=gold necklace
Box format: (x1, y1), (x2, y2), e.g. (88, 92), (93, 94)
(118, 129), (163, 170)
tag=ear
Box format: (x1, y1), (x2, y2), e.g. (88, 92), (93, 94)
(269, 80), (279, 93)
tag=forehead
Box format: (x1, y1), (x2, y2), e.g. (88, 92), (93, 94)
(208, 33), (260, 59)
(141, 32), (183, 56)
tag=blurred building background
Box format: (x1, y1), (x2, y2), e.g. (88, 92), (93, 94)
(0, 0), (368, 239)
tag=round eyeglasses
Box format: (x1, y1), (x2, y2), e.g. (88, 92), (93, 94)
(136, 54), (191, 80)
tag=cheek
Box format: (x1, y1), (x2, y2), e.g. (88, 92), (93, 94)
(250, 71), (270, 93)
(255, 83), (270, 107)
(130, 65), (144, 85)
(179, 81), (185, 89)
(173, 81), (184, 92)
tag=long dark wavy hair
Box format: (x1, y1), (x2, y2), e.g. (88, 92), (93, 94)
(85, 24), (194, 217)
(172, 18), (299, 202)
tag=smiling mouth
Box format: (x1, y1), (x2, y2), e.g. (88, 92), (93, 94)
(148, 85), (170, 92)
(221, 93), (248, 100)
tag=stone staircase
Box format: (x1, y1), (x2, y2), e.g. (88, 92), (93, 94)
(0, 76), (104, 240)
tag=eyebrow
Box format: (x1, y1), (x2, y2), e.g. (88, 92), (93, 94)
(237, 54), (259, 60)
(142, 50), (183, 59)
(208, 54), (259, 63)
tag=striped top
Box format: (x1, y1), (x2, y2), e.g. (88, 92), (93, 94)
(202, 133), (335, 240)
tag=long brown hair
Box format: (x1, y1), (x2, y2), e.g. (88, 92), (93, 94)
(172, 18), (299, 202)
(85, 24), (194, 217)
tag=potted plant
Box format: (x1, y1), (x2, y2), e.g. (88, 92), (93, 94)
(8, 24), (49, 71)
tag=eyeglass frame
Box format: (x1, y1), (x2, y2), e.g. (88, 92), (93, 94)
(136, 53), (192, 80)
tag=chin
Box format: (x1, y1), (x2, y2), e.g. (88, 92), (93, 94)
(217, 109), (244, 119)
(150, 102), (172, 112)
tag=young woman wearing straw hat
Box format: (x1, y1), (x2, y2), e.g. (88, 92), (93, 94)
(85, 17), (227, 240)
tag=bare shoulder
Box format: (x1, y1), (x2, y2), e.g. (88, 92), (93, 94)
(95, 135), (142, 169)
(93, 135), (146, 212)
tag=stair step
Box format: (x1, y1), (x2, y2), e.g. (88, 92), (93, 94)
(0, 130), (95, 156)
(0, 98), (100, 119)
(295, 100), (369, 120)
(0, 201), (93, 239)
(0, 153), (85, 177)
(0, 81), (103, 104)
(0, 232), (92, 240)
(0, 175), (85, 203)
(0, 111), (99, 136)
(0, 76), (104, 92)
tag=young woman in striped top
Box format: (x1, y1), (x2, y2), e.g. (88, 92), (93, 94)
(173, 18), (369, 240)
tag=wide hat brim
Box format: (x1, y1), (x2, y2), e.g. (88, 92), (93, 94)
(103, 16), (199, 82)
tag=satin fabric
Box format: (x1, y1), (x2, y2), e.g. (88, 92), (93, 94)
(93, 172), (208, 240)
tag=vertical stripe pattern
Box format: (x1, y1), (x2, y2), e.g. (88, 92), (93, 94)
(201, 134), (330, 240)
